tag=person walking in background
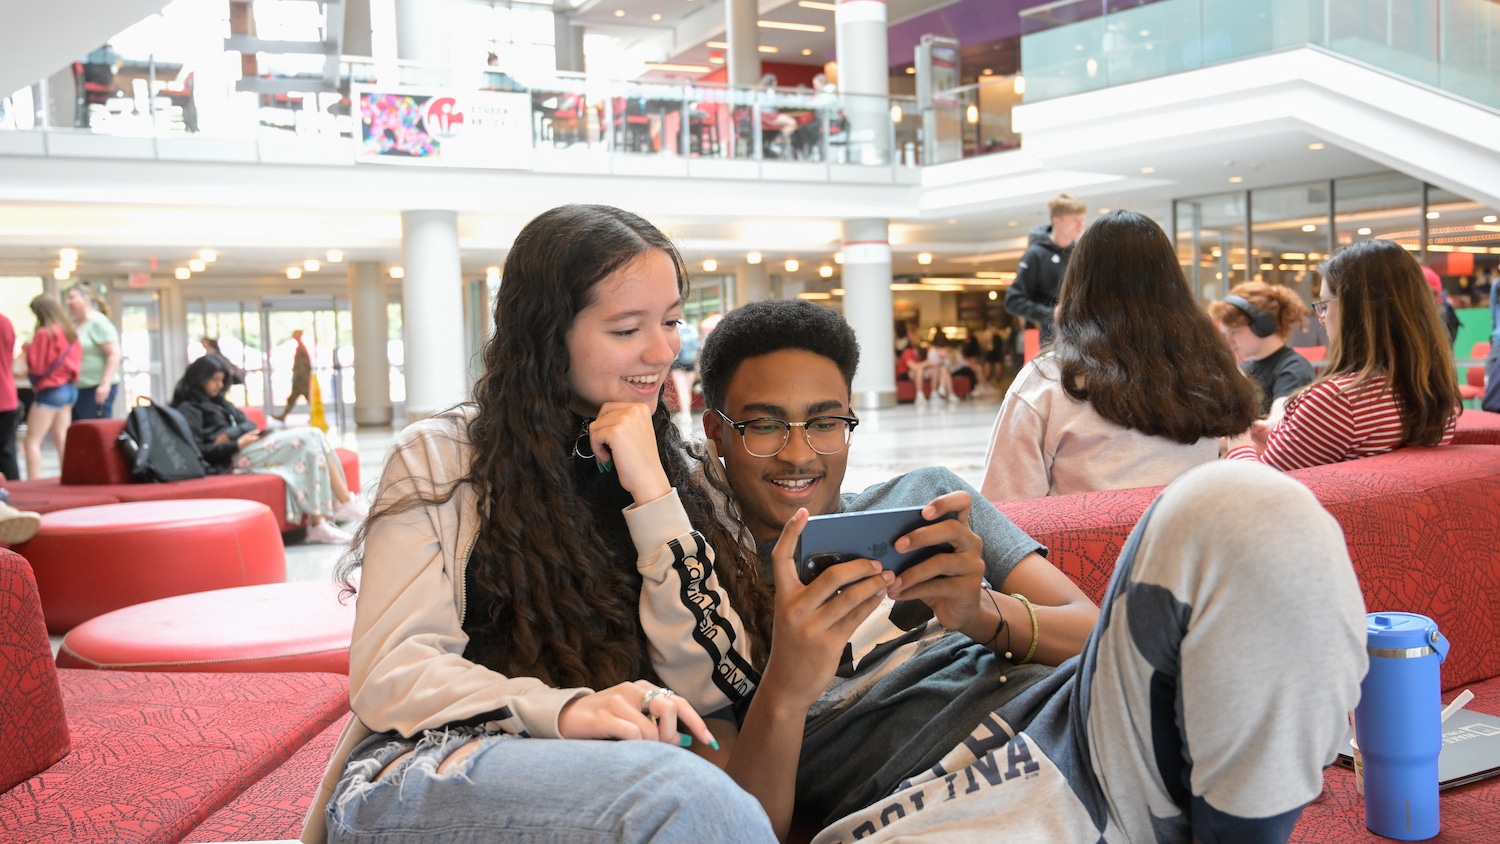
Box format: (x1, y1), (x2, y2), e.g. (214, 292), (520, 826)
(23, 297), (82, 480)
(65, 283), (120, 420)
(1005, 193), (1087, 346)
(273, 329), (312, 422)
(0, 310), (20, 482)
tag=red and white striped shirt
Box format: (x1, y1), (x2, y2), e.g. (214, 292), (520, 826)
(1227, 373), (1455, 470)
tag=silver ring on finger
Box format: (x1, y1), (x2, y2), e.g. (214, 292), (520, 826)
(640, 687), (675, 713)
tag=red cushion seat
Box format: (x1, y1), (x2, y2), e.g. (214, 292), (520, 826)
(18, 499), (286, 633)
(1454, 408), (1500, 446)
(58, 580), (356, 674)
(0, 546), (70, 793)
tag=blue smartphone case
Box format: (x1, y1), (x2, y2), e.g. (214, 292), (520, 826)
(795, 505), (956, 585)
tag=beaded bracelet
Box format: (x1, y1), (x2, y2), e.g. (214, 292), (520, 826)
(1010, 592), (1039, 665)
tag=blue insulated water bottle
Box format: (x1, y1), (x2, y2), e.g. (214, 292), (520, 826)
(1355, 612), (1450, 841)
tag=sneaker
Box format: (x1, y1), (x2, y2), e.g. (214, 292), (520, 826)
(0, 502), (40, 545)
(304, 520), (353, 545)
(332, 496), (368, 524)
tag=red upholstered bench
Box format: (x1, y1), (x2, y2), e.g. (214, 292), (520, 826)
(0, 547), (349, 844)
(18, 499), (286, 633)
(1454, 408), (1500, 445)
(58, 579), (356, 674)
(3, 417), (361, 533)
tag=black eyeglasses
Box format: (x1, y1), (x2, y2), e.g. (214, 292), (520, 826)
(713, 410), (859, 458)
(1312, 298), (1336, 318)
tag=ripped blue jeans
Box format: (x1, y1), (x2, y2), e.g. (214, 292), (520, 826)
(326, 726), (775, 843)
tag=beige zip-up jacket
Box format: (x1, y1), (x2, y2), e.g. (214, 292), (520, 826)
(302, 410), (756, 842)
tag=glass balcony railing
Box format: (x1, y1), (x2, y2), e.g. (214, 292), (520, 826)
(1020, 0), (1500, 111)
(0, 58), (924, 170)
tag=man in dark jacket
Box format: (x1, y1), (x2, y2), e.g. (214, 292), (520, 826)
(1005, 193), (1087, 346)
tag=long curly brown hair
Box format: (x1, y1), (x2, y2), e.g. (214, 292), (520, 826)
(337, 205), (774, 690)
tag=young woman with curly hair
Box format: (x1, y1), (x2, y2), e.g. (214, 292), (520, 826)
(980, 210), (1260, 502)
(306, 205), (780, 843)
(1208, 280), (1315, 415)
(1227, 238), (1460, 469)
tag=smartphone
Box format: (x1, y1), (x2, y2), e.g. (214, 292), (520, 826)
(795, 505), (957, 586)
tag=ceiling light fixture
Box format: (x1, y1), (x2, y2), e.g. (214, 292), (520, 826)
(326, 249), (343, 263)
(801, 48), (812, 56)
(486, 266), (501, 283)
(797, 0), (837, 9)
(613, 9), (625, 17)
(706, 41), (728, 48)
(1357, 227), (1372, 235)
(1228, 176), (1244, 183)
(702, 258), (718, 272)
(917, 252), (933, 265)
(746, 251), (762, 265)
(1484, 215), (1498, 223)
(1140, 166), (1155, 174)
(758, 20), (826, 32)
(1302, 224), (1317, 232)
(200, 249), (217, 263)
(304, 259), (320, 272)
(287, 267), (302, 279)
(785, 258), (799, 272)
(389, 266), (405, 278)
(1308, 142), (1325, 150)
(59, 248), (78, 263)
(53, 267), (70, 281)
(819, 265), (833, 277)
(651, 12), (662, 20)
(189, 259), (206, 272)
(1013, 76), (1026, 95)
(1426, 211), (1441, 219)
(757, 45), (778, 53)
(175, 267), (191, 280)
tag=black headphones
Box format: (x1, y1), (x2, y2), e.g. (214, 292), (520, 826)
(1224, 294), (1277, 338)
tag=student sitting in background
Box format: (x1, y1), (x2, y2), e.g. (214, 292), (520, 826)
(1208, 281), (1316, 416)
(1228, 239), (1461, 469)
(981, 211), (1259, 502)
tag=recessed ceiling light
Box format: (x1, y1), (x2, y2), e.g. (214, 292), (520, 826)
(758, 20), (826, 32)
(819, 265), (834, 277)
(326, 249), (343, 263)
(917, 252), (933, 265)
(59, 248), (78, 263)
(1098, 208), (1110, 214)
(1427, 211), (1441, 219)
(798, 1), (837, 9)
(176, 267), (191, 280)
(53, 267), (70, 281)
(613, 9), (625, 17)
(1302, 224), (1317, 232)
(709, 56), (724, 64)
(1228, 176), (1244, 183)
(199, 249), (217, 263)
(1484, 215), (1498, 223)
(706, 41), (728, 48)
(287, 267), (302, 279)
(833, 252), (843, 264)
(758, 45), (778, 53)
(1140, 166), (1155, 174)
(702, 258), (718, 272)
(389, 266), (405, 279)
(982, 68), (993, 75)
(1308, 142), (1325, 150)
(802, 48), (812, 56)
(304, 259), (320, 272)
(746, 251), (762, 265)
(650, 12), (662, 20)
(189, 259), (206, 272)
(785, 258), (799, 272)
(905, 67), (915, 74)
(1357, 227), (1372, 235)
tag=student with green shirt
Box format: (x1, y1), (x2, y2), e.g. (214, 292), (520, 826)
(66, 284), (120, 419)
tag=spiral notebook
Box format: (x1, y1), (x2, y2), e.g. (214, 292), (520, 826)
(1336, 709), (1500, 790)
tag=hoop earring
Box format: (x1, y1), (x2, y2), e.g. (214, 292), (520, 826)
(572, 419), (595, 459)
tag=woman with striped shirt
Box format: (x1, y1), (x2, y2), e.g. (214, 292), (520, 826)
(1227, 239), (1461, 469)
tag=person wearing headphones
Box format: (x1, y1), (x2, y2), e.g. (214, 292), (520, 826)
(1208, 281), (1316, 417)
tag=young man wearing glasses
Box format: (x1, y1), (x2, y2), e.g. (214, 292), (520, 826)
(695, 299), (1366, 842)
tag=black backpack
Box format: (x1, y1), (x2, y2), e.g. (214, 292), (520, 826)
(117, 398), (209, 482)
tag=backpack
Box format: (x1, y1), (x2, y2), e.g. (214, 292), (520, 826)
(117, 398), (209, 482)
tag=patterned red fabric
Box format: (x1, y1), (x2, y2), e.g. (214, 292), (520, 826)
(1454, 408), (1500, 446)
(60, 419), (135, 485)
(1291, 676), (1500, 843)
(996, 485), (1159, 604)
(0, 669), (348, 843)
(182, 713), (351, 842)
(1289, 446), (1500, 692)
(0, 549), (70, 793)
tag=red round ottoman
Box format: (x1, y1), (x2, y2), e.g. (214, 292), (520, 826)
(1455, 408), (1500, 445)
(19, 499), (286, 633)
(56, 579), (355, 673)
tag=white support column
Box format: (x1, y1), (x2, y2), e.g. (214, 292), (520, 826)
(725, 0), (760, 90)
(736, 261), (769, 306)
(835, 0), (891, 165)
(400, 210), (468, 420)
(842, 218), (895, 409)
(394, 0), (451, 84)
(348, 261), (392, 426)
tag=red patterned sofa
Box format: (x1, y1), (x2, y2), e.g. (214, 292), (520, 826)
(997, 445), (1500, 842)
(0, 546), (350, 843)
(4, 416), (360, 533)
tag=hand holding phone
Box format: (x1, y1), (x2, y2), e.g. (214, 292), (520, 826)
(795, 505), (956, 586)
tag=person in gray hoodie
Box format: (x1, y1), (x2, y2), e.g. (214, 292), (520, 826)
(1005, 193), (1087, 345)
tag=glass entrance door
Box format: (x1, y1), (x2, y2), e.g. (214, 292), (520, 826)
(260, 295), (352, 432)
